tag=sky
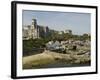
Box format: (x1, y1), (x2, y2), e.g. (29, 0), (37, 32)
(22, 10), (91, 35)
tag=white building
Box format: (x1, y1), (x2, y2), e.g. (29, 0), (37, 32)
(23, 18), (39, 40)
(64, 30), (72, 34)
(23, 18), (50, 40)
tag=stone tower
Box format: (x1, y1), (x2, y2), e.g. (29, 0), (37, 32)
(32, 18), (37, 29)
(31, 18), (39, 39)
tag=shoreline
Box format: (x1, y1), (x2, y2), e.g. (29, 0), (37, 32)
(23, 50), (90, 69)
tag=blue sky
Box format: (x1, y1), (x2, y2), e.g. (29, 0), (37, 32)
(22, 10), (91, 35)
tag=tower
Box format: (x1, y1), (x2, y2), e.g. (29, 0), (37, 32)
(31, 18), (39, 39)
(31, 18), (37, 29)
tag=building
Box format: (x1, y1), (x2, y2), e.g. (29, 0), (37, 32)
(58, 31), (63, 34)
(22, 25), (31, 40)
(64, 30), (72, 34)
(23, 18), (50, 40)
(23, 18), (73, 40)
(31, 18), (40, 39)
